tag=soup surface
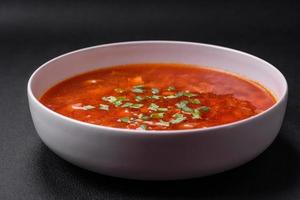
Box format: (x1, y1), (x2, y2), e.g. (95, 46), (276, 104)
(40, 63), (276, 131)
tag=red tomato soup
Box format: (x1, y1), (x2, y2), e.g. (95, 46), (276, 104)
(40, 63), (276, 131)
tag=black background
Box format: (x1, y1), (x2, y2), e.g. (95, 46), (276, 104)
(1, 1), (299, 199)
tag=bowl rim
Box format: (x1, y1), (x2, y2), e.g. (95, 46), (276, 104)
(27, 40), (288, 135)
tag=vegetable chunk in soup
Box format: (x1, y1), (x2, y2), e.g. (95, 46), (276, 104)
(40, 63), (276, 131)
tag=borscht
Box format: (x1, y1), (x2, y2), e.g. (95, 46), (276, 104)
(40, 63), (276, 131)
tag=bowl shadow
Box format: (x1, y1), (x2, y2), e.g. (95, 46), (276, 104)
(35, 134), (300, 199)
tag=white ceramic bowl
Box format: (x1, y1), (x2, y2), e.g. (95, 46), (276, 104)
(27, 41), (288, 180)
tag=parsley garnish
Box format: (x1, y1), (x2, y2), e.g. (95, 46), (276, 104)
(176, 92), (184, 97)
(176, 100), (188, 108)
(132, 88), (144, 93)
(151, 95), (161, 100)
(157, 107), (168, 112)
(176, 100), (193, 113)
(157, 120), (170, 127)
(135, 95), (144, 102)
(137, 124), (147, 130)
(113, 100), (123, 107)
(167, 86), (176, 91)
(191, 108), (201, 119)
(170, 113), (186, 124)
(183, 92), (198, 97)
(138, 113), (150, 120)
(82, 105), (95, 110)
(151, 88), (160, 94)
(120, 117), (130, 123)
(121, 102), (133, 108)
(199, 106), (210, 112)
(102, 96), (117, 103)
(130, 104), (144, 109)
(132, 85), (144, 93)
(122, 103), (143, 109)
(150, 113), (164, 119)
(149, 103), (159, 111)
(99, 104), (109, 111)
(102, 96), (129, 107)
(116, 96), (129, 101)
(190, 99), (201, 104)
(164, 95), (177, 99)
(192, 106), (210, 119)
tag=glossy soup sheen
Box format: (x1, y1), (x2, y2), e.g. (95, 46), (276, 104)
(40, 63), (276, 131)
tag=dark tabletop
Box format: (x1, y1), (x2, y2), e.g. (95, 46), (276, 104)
(1, 0), (299, 199)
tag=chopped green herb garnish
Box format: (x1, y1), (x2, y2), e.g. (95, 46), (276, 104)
(164, 91), (186, 98)
(113, 100), (123, 107)
(132, 88), (144, 93)
(176, 101), (187, 108)
(137, 124), (147, 130)
(157, 120), (170, 127)
(199, 106), (210, 112)
(116, 96), (129, 101)
(157, 107), (168, 112)
(176, 100), (193, 113)
(132, 85), (144, 93)
(135, 95), (144, 102)
(120, 117), (130, 123)
(151, 88), (160, 94)
(183, 92), (198, 97)
(150, 113), (164, 119)
(170, 113), (186, 124)
(102, 96), (117, 103)
(191, 106), (210, 119)
(164, 95), (178, 99)
(130, 104), (144, 109)
(151, 95), (161, 100)
(138, 113), (150, 120)
(82, 105), (95, 110)
(182, 106), (195, 113)
(114, 88), (125, 93)
(167, 86), (176, 91)
(176, 100), (188, 107)
(122, 103), (143, 109)
(99, 104), (109, 111)
(176, 92), (184, 97)
(121, 102), (133, 108)
(191, 109), (201, 119)
(190, 99), (201, 104)
(149, 103), (159, 111)
(102, 96), (129, 107)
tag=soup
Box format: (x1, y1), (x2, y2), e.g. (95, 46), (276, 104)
(40, 63), (276, 131)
